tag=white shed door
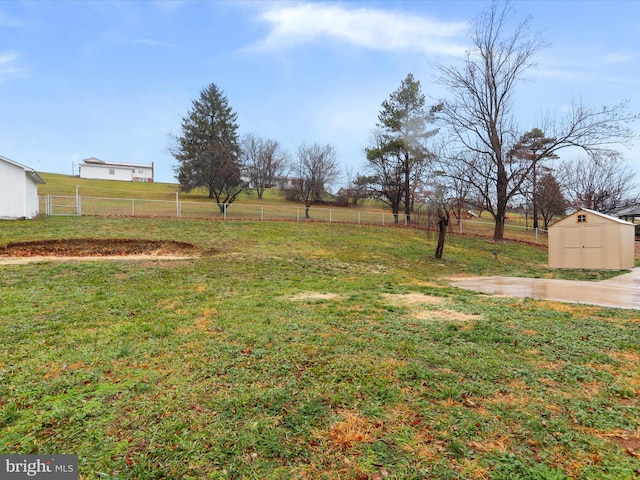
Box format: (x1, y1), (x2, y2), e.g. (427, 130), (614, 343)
(562, 226), (582, 268)
(582, 225), (604, 269)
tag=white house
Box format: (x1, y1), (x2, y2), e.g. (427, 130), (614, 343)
(79, 158), (154, 182)
(0, 155), (45, 219)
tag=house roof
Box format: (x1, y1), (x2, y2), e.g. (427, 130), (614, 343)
(615, 205), (640, 218)
(0, 155), (46, 184)
(551, 207), (634, 228)
(81, 157), (153, 169)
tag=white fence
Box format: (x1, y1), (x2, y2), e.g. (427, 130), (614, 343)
(39, 195), (548, 244)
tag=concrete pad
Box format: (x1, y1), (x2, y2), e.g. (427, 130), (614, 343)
(452, 268), (640, 310)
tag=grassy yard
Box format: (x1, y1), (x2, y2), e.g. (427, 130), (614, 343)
(1, 217), (638, 479)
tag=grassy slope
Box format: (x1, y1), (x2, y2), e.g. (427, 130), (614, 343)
(0, 216), (638, 479)
(37, 173), (358, 207)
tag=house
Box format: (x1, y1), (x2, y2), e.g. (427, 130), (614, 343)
(0, 155), (45, 219)
(548, 208), (635, 270)
(79, 158), (154, 182)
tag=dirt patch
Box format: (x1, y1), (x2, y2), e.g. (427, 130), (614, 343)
(287, 292), (343, 302)
(382, 293), (447, 306)
(415, 309), (480, 321)
(0, 238), (204, 264)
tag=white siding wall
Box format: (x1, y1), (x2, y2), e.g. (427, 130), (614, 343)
(80, 165), (133, 181)
(132, 167), (153, 181)
(24, 176), (40, 218)
(0, 161), (40, 219)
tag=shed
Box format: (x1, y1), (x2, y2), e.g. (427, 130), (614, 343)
(548, 208), (635, 270)
(0, 155), (45, 219)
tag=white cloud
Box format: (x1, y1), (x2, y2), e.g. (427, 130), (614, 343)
(603, 52), (634, 65)
(0, 10), (22, 27)
(0, 51), (24, 82)
(252, 3), (468, 56)
(132, 38), (175, 48)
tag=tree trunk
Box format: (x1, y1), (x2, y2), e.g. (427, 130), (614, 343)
(305, 205), (311, 219)
(532, 163), (538, 230)
(435, 209), (449, 259)
(393, 212), (399, 224)
(404, 152), (411, 224)
(494, 159), (508, 241)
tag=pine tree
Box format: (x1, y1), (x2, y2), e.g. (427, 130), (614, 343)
(173, 83), (244, 211)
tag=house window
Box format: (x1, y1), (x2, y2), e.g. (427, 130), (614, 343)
(138, 169), (144, 174)
(108, 168), (115, 175)
(577, 214), (587, 223)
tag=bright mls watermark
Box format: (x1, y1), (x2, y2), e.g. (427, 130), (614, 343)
(1, 455), (78, 479)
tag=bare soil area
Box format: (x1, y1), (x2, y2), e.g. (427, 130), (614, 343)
(0, 239), (202, 264)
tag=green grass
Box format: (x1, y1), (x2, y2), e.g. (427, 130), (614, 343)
(1, 217), (639, 479)
(37, 173), (350, 207)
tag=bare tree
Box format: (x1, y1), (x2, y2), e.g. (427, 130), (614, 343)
(335, 168), (372, 207)
(282, 142), (341, 218)
(241, 133), (289, 199)
(558, 153), (639, 214)
(437, 1), (638, 240)
(437, 2), (546, 240)
(536, 171), (567, 229)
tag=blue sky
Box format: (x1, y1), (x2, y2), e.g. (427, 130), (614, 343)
(1, 0), (639, 184)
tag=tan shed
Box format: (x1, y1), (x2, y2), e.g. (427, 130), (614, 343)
(548, 208), (635, 270)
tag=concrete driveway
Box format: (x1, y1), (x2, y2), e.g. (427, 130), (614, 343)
(452, 268), (640, 310)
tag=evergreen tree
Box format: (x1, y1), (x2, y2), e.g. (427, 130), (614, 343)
(173, 83), (244, 212)
(366, 73), (438, 223)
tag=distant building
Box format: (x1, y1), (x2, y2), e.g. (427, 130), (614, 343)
(79, 157), (154, 182)
(0, 155), (45, 219)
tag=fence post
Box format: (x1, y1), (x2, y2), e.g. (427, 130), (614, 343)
(330, 209), (332, 223)
(176, 192), (180, 218)
(297, 207), (300, 222)
(223, 204), (227, 220)
(358, 212), (360, 224)
(261, 205), (264, 221)
(382, 213), (385, 226)
(132, 199), (135, 217)
(460, 219), (463, 234)
(46, 195), (51, 216)
(535, 227), (538, 244)
(75, 185), (80, 216)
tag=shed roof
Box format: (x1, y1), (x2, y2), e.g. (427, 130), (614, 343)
(0, 155), (46, 184)
(550, 208), (634, 228)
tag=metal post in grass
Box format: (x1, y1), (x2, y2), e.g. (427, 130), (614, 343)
(297, 207), (300, 222)
(330, 209), (332, 223)
(223, 204), (227, 220)
(75, 185), (80, 216)
(175, 192), (181, 219)
(358, 212), (360, 224)
(261, 205), (264, 221)
(535, 227), (538, 244)
(382, 213), (385, 225)
(132, 199), (135, 217)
